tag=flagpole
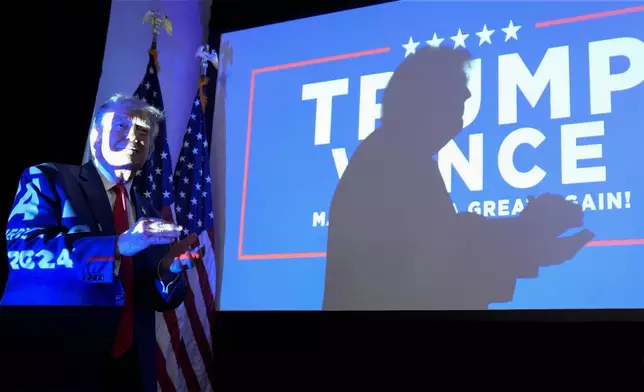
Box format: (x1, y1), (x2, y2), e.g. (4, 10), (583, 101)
(130, 10), (174, 221)
(195, 44), (219, 111)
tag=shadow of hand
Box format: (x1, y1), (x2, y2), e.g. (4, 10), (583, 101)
(517, 193), (595, 269)
(548, 229), (596, 264)
(522, 193), (585, 238)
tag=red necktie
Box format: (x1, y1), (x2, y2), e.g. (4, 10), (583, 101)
(111, 183), (135, 358)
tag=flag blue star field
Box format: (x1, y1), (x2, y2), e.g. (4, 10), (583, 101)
(218, 1), (644, 310)
(174, 84), (214, 243)
(132, 51), (174, 221)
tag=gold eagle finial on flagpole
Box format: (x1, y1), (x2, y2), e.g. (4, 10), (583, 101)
(143, 10), (172, 71)
(195, 44), (219, 110)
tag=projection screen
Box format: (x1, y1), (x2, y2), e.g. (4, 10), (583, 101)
(216, 1), (644, 311)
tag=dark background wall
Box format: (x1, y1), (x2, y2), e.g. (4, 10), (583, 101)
(0, 1), (641, 390)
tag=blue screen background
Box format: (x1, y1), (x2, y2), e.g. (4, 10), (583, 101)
(218, 1), (644, 310)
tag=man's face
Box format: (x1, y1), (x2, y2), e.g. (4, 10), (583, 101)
(93, 109), (152, 173)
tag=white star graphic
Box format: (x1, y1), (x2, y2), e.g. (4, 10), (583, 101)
(451, 29), (469, 48)
(402, 36), (420, 57)
(476, 24), (495, 46)
(502, 20), (521, 42)
(426, 33), (444, 48)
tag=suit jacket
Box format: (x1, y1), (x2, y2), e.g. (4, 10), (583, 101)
(1, 161), (187, 391)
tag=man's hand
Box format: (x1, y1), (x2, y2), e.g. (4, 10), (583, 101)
(117, 217), (183, 257)
(167, 245), (203, 274)
(157, 233), (201, 282)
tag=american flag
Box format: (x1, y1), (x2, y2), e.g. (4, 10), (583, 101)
(156, 76), (218, 392)
(132, 50), (174, 222)
(127, 48), (207, 392)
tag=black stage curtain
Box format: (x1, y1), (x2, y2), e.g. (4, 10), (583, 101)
(0, 1), (111, 389)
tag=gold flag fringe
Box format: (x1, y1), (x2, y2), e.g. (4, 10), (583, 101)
(198, 76), (209, 111)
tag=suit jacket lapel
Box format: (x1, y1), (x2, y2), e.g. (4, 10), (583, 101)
(78, 162), (116, 234)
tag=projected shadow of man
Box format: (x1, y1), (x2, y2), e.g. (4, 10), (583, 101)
(323, 46), (595, 310)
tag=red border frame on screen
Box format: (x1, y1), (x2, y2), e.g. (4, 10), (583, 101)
(237, 5), (644, 261)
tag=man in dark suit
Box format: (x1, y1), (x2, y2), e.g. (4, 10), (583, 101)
(2, 93), (200, 391)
